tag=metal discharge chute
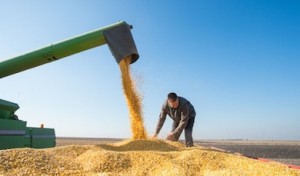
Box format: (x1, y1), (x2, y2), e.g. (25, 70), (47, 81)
(0, 21), (139, 149)
(0, 21), (139, 78)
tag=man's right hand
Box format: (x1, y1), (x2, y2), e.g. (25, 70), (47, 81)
(152, 133), (158, 139)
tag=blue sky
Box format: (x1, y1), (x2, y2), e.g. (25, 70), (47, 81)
(0, 0), (299, 140)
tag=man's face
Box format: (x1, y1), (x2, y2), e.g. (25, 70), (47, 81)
(168, 98), (179, 109)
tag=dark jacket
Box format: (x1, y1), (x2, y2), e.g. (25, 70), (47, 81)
(155, 96), (196, 136)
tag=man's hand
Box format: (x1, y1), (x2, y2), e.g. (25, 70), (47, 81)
(166, 132), (175, 141)
(151, 133), (158, 139)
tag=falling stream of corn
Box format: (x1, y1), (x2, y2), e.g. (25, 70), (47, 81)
(1, 57), (300, 175)
(119, 56), (147, 139)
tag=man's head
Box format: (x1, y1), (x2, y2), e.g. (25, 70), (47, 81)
(167, 92), (179, 109)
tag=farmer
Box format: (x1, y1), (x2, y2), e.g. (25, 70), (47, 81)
(152, 92), (196, 147)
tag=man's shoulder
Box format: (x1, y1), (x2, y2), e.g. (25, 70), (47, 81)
(178, 96), (189, 104)
(178, 96), (194, 110)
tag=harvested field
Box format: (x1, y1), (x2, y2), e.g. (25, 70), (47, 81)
(196, 140), (300, 166)
(1, 138), (299, 175)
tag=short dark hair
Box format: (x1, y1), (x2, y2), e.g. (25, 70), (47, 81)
(167, 92), (178, 102)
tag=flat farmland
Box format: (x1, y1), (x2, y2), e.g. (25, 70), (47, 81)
(196, 140), (300, 166)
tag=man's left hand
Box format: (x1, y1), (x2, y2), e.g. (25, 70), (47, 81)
(167, 132), (175, 141)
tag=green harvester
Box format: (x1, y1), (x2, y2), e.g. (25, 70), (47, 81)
(0, 21), (139, 149)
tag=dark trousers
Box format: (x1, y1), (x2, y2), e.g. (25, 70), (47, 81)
(171, 116), (195, 147)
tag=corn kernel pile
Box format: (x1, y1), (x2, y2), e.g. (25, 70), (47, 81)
(119, 56), (147, 139)
(1, 139), (299, 176)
